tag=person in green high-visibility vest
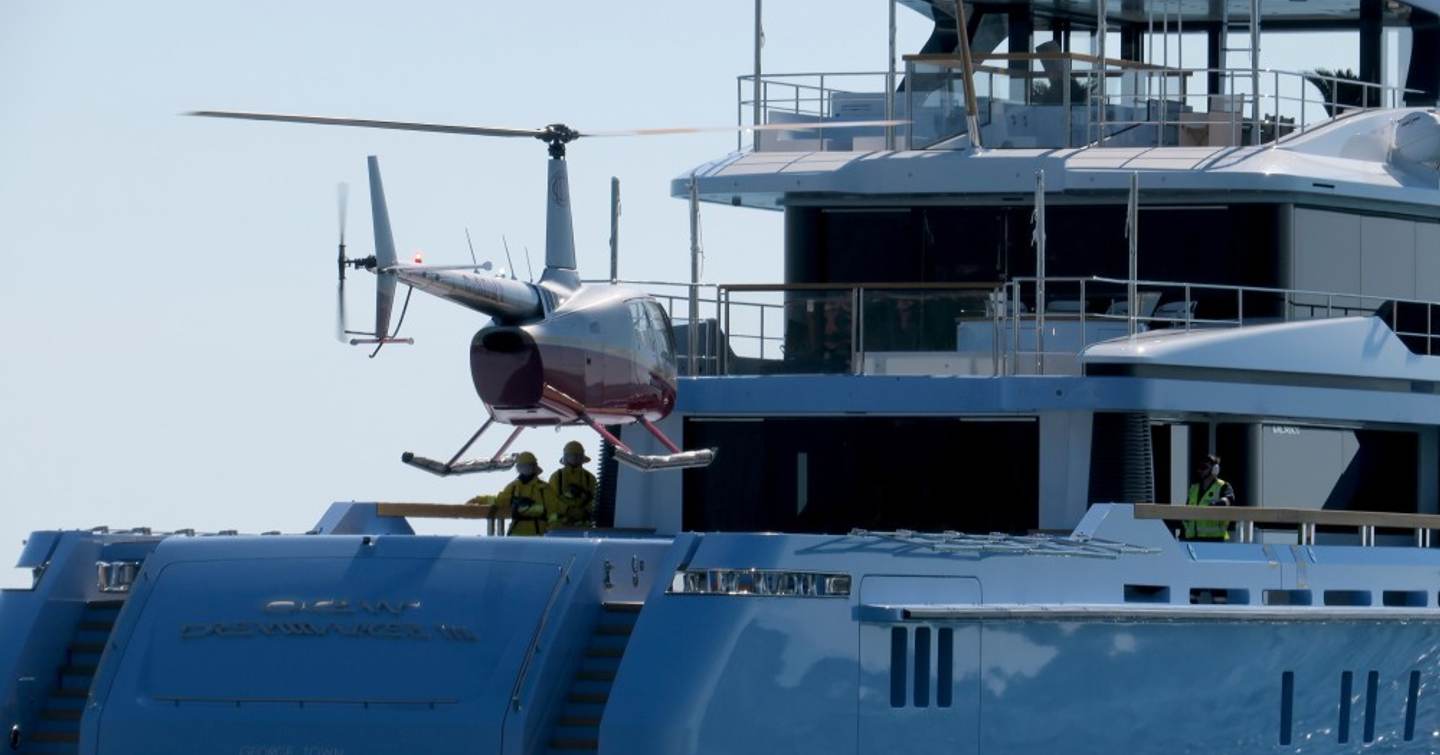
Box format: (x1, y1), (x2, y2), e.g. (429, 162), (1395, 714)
(1184, 454), (1237, 541)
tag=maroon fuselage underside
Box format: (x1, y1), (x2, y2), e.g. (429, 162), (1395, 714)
(470, 333), (675, 426)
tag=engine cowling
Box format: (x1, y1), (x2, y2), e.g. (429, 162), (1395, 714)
(470, 326), (544, 409)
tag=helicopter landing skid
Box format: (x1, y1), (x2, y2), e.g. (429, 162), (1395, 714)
(399, 419), (523, 477)
(583, 416), (717, 472)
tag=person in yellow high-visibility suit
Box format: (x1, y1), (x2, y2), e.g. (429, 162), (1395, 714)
(496, 451), (559, 536)
(549, 440), (598, 528)
(1184, 454), (1237, 541)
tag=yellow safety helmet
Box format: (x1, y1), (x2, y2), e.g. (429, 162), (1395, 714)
(516, 451), (539, 468)
(561, 440), (591, 465)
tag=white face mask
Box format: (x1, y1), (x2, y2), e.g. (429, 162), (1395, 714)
(1210, 463), (1220, 477)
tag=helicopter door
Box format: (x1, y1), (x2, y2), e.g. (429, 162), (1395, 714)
(858, 576), (981, 755)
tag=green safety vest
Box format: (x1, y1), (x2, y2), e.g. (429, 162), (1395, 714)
(1184, 479), (1230, 540)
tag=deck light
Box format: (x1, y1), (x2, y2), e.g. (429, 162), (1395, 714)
(669, 569), (850, 597)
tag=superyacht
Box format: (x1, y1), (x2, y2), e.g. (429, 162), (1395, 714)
(6, 0), (1440, 752)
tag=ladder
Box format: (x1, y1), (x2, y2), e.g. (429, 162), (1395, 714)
(1221, 0), (1263, 144)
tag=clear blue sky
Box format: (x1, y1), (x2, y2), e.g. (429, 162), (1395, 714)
(0, 0), (1363, 579)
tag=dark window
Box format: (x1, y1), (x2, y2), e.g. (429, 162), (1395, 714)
(683, 416), (1039, 534)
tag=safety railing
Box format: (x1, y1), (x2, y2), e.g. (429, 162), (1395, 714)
(1133, 503), (1440, 547)
(736, 71), (895, 152)
(738, 54), (1422, 152)
(672, 277), (1440, 377)
(1001, 276), (1440, 375)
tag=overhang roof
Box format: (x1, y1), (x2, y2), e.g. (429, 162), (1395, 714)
(903, 0), (1426, 28)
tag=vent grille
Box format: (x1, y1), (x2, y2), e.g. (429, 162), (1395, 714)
(889, 625), (954, 709)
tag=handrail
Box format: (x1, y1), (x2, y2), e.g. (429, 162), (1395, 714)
(509, 555), (576, 711)
(376, 502), (496, 519)
(1133, 503), (1440, 529)
(1133, 503), (1440, 546)
(722, 281), (1000, 292)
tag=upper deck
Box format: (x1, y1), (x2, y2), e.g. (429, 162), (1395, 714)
(689, 0), (1440, 208)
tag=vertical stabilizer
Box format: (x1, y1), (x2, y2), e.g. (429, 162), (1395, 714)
(541, 157), (580, 290)
(368, 156), (399, 337)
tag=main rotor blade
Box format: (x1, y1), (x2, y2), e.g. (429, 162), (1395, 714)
(188, 111), (543, 139)
(581, 119), (910, 137)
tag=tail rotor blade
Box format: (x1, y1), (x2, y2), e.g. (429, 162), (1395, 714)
(336, 280), (348, 343)
(338, 182), (349, 242)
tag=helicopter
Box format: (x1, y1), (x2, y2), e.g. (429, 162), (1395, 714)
(189, 111), (903, 474)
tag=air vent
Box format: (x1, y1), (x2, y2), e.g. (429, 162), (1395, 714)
(936, 628), (954, 708)
(913, 627), (931, 708)
(1383, 590), (1427, 607)
(1263, 589), (1313, 606)
(888, 625), (954, 709)
(1323, 590), (1372, 607)
(1124, 584), (1170, 603)
(1406, 671), (1421, 741)
(1364, 671), (1379, 743)
(1189, 588), (1249, 605)
(889, 627), (906, 708)
(1280, 671), (1295, 745)
(1338, 671), (1353, 743)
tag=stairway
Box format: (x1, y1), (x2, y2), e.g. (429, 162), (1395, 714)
(546, 602), (642, 754)
(17, 601), (123, 755)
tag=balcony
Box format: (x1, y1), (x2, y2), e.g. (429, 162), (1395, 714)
(635, 277), (1440, 377)
(737, 53), (1416, 152)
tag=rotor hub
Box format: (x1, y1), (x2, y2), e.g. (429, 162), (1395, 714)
(538, 123), (580, 158)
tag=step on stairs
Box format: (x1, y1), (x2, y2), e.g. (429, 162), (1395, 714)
(17, 601), (123, 755)
(547, 602), (642, 754)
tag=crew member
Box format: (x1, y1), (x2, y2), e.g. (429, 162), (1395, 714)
(550, 440), (598, 528)
(1184, 453), (1237, 541)
(496, 451), (558, 536)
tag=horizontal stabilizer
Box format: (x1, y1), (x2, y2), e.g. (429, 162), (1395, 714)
(400, 452), (518, 476)
(614, 447), (716, 472)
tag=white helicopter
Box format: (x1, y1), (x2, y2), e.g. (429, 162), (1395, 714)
(191, 110), (903, 473)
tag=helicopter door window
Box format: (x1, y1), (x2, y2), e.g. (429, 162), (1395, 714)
(644, 301), (676, 363)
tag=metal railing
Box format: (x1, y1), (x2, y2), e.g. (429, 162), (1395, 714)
(656, 277), (1440, 377)
(1134, 503), (1440, 547)
(738, 53), (1422, 152)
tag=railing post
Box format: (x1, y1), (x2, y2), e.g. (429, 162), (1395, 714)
(1237, 288), (1244, 326)
(906, 61), (915, 150)
(886, 0), (897, 150)
(1327, 293), (1333, 318)
(1360, 525), (1376, 547)
(688, 175), (701, 377)
(852, 287), (864, 375)
(1271, 69), (1280, 146)
(726, 290), (733, 374)
(737, 77), (744, 152)
(1416, 528), (1432, 548)
(753, 0), (763, 129)
(1034, 170), (1047, 374)
(1012, 281), (1021, 375)
(1063, 57), (1072, 148)
(759, 296), (766, 360)
(1184, 285), (1192, 331)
